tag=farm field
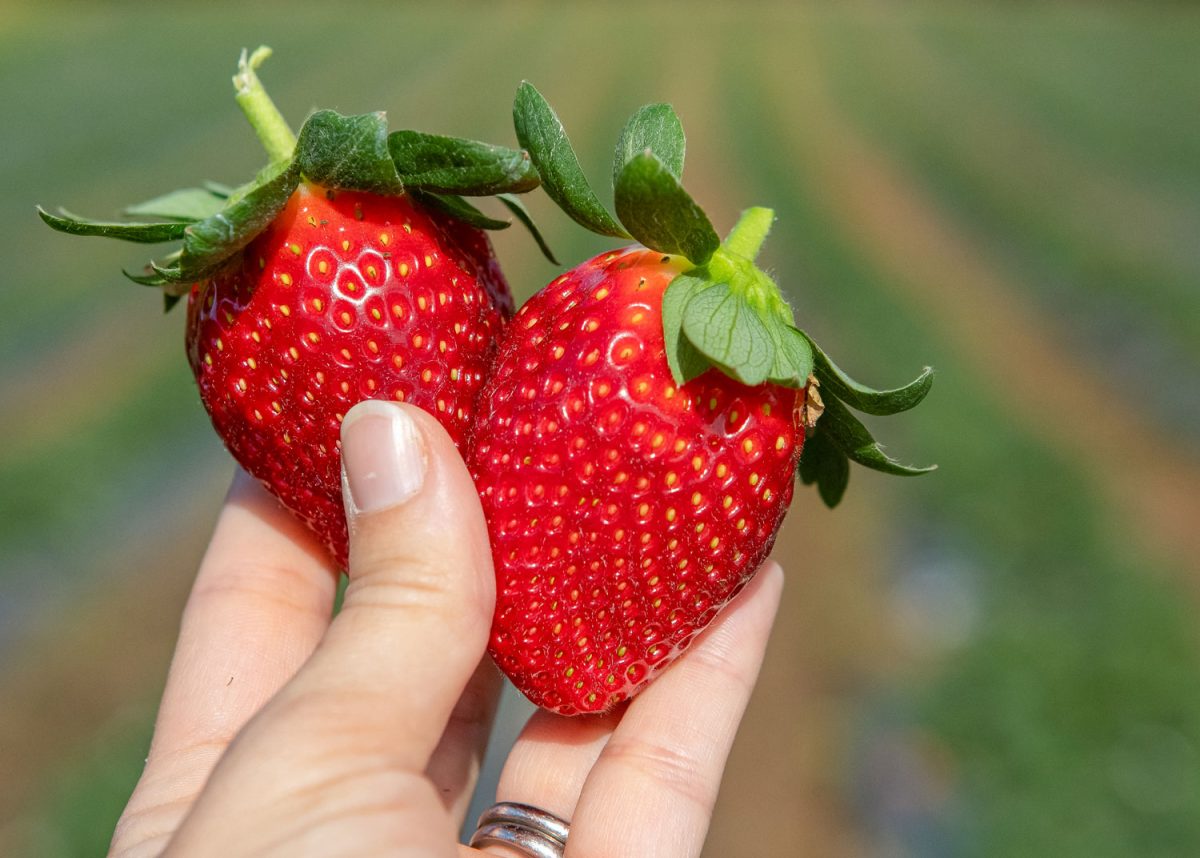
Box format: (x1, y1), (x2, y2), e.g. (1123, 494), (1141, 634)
(1, 3), (1198, 856)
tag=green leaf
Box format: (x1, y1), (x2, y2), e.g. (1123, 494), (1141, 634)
(123, 188), (227, 222)
(614, 153), (715, 264)
(293, 109), (404, 195)
(800, 330), (934, 416)
(388, 130), (538, 196)
(797, 431), (850, 508)
(513, 82), (629, 238)
(765, 323), (814, 387)
(818, 395), (936, 476)
(176, 159), (301, 281)
(680, 281), (774, 386)
(662, 274), (714, 385)
(37, 207), (188, 243)
(125, 250), (190, 294)
(122, 268), (170, 286)
(613, 103), (685, 186)
(497, 193), (559, 264)
(413, 191), (511, 231)
(614, 152), (719, 264)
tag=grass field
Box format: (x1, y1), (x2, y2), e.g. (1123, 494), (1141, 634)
(2, 3), (1198, 856)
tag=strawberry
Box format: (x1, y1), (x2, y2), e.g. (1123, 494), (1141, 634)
(185, 185), (512, 565)
(40, 47), (551, 567)
(468, 86), (935, 714)
(472, 246), (805, 713)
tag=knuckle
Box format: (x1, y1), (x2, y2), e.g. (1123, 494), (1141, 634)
(348, 556), (450, 608)
(681, 637), (756, 699)
(109, 793), (194, 858)
(190, 561), (328, 620)
(601, 736), (717, 813)
(282, 759), (440, 813)
(343, 554), (482, 637)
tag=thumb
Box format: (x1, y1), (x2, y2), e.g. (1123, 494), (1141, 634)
(285, 399), (496, 765)
(163, 402), (496, 856)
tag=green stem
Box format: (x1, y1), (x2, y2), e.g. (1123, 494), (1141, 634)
(722, 206), (775, 261)
(233, 46), (297, 164)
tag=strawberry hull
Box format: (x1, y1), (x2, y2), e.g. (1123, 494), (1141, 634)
(188, 184), (512, 567)
(471, 247), (804, 715)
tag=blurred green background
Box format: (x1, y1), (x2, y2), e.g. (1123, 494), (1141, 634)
(3, 2), (1199, 855)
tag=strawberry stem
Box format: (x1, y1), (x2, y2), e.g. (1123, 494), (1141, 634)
(722, 206), (774, 261)
(233, 46), (297, 164)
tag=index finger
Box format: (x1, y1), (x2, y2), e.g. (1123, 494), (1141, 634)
(114, 470), (339, 854)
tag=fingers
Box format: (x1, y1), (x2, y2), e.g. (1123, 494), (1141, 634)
(112, 471), (339, 857)
(487, 562), (784, 858)
(425, 656), (503, 825)
(566, 562), (784, 858)
(493, 709), (623, 825)
(288, 400), (497, 765)
(166, 401), (496, 855)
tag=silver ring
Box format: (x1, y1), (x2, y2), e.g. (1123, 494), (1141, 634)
(469, 802), (569, 857)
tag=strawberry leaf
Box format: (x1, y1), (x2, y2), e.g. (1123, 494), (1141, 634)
(614, 152), (719, 265)
(126, 250), (190, 292)
(766, 324), (814, 387)
(818, 395), (936, 476)
(798, 431), (850, 507)
(800, 330), (934, 416)
(293, 110), (404, 195)
(388, 130), (538, 196)
(497, 193), (559, 264)
(36, 207), (189, 243)
(513, 82), (629, 239)
(413, 191), (511, 230)
(662, 274), (714, 385)
(175, 159), (302, 281)
(123, 188), (227, 222)
(122, 268), (171, 286)
(613, 103), (685, 187)
(679, 281), (774, 386)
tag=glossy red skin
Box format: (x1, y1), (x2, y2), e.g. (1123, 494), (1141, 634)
(187, 184), (511, 567)
(471, 246), (804, 715)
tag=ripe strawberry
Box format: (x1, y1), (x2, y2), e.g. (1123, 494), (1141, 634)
(187, 184), (512, 565)
(467, 85), (934, 714)
(472, 246), (805, 713)
(40, 47), (549, 567)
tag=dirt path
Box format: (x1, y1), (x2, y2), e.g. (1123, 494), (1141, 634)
(768, 13), (1200, 580)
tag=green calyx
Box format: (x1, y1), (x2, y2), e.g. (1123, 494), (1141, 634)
(39, 46), (554, 312)
(514, 81), (936, 507)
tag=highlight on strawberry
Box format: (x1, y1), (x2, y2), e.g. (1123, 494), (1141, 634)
(38, 47), (553, 567)
(468, 83), (936, 714)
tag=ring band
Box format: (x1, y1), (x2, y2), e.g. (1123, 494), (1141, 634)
(469, 802), (570, 857)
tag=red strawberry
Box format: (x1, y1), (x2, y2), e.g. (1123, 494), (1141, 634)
(472, 246), (805, 713)
(187, 184), (511, 566)
(469, 85), (934, 714)
(40, 47), (548, 567)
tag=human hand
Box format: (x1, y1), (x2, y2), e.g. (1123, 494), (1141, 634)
(109, 400), (784, 857)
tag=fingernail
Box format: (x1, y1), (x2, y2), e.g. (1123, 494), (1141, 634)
(340, 401), (427, 515)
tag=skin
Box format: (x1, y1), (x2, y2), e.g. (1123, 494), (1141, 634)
(108, 401), (784, 858)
